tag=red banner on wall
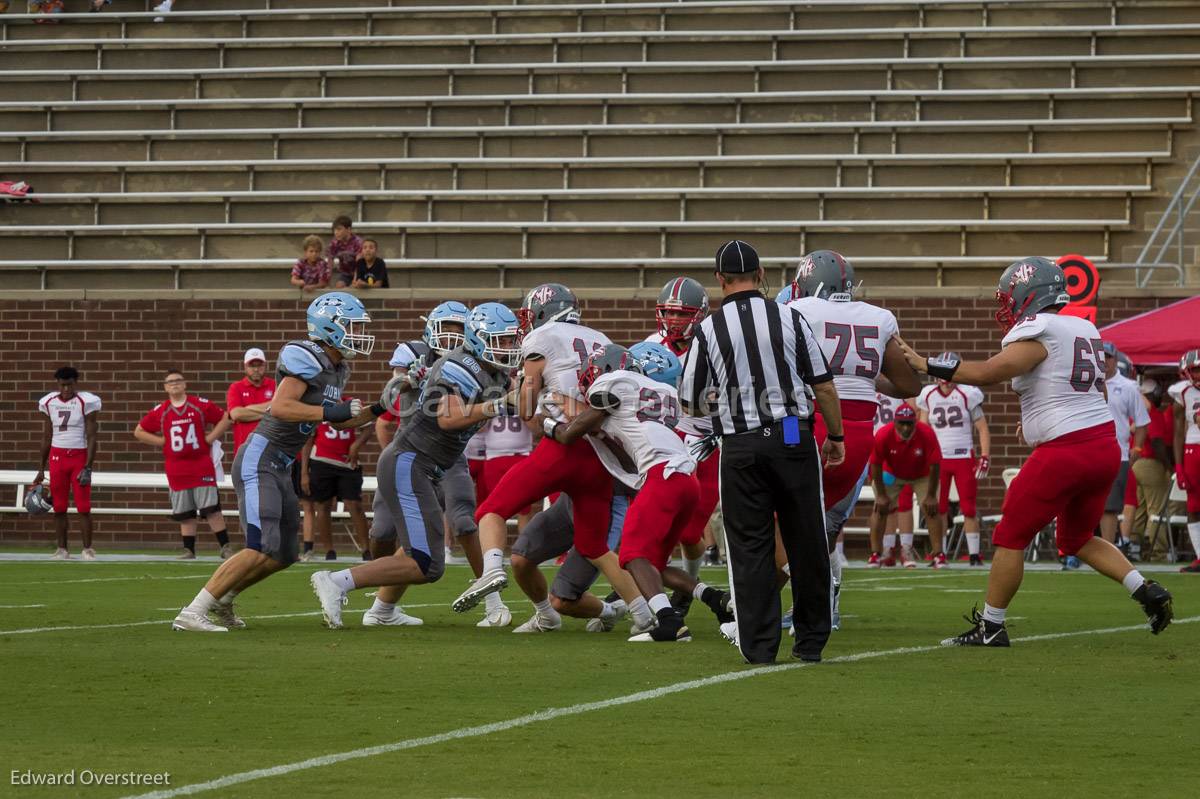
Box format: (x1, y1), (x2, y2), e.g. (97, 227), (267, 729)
(1056, 253), (1100, 323)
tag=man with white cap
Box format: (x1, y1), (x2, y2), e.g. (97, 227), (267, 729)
(226, 348), (276, 456)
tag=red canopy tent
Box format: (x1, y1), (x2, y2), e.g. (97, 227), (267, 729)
(1099, 296), (1200, 366)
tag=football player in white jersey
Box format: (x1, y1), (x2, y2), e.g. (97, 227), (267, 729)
(35, 366), (102, 560)
(899, 257), (1173, 645)
(1169, 349), (1200, 572)
(546, 345), (734, 642)
(459, 283), (651, 630)
(918, 380), (992, 565)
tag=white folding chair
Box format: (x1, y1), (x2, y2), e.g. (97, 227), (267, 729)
(1147, 476), (1189, 563)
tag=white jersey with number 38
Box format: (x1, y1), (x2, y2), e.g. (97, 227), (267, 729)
(522, 321), (611, 422)
(787, 297), (899, 403)
(587, 371), (695, 489)
(39, 391), (102, 449)
(1001, 313), (1113, 446)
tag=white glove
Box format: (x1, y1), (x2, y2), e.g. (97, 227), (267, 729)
(404, 365), (428, 389)
(349, 398), (363, 417)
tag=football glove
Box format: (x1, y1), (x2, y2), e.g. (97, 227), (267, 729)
(686, 433), (719, 463)
(77, 467), (92, 487)
(974, 456), (989, 480)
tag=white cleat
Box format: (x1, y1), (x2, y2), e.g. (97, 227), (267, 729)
(629, 615), (656, 637)
(719, 620), (740, 647)
(513, 612), (561, 633)
(310, 571), (347, 629)
(209, 603), (246, 630)
(451, 569), (507, 613)
(172, 609), (228, 632)
(51, 548), (70, 560)
(476, 605), (512, 628)
(81, 548), (96, 561)
(363, 606), (424, 626)
(585, 599), (627, 632)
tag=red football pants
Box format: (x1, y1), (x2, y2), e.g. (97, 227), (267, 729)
(938, 457), (978, 516)
(992, 423), (1120, 555)
(482, 454), (532, 516)
(48, 446), (91, 514)
(619, 464), (701, 571)
(678, 439), (720, 547)
(814, 414), (875, 511)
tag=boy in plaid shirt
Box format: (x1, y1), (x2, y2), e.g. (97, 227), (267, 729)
(328, 215), (363, 288)
(291, 235), (331, 292)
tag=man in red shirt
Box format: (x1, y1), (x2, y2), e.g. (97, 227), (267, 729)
(134, 368), (233, 559)
(300, 403), (370, 562)
(226, 348), (276, 454)
(869, 405), (947, 568)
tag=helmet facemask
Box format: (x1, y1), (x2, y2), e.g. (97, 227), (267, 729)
(655, 304), (704, 344)
(427, 319), (465, 355)
(335, 314), (374, 358)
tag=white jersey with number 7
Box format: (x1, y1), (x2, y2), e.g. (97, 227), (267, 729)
(1001, 313), (1113, 446)
(38, 391), (102, 449)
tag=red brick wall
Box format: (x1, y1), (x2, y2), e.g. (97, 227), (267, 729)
(0, 294), (1174, 549)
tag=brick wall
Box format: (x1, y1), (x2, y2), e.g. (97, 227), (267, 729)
(0, 293), (1175, 549)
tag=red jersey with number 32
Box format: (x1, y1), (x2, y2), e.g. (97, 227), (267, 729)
(1001, 313), (1113, 446)
(139, 396), (225, 490)
(312, 399), (357, 466)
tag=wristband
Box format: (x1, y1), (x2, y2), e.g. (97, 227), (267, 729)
(826, 433), (845, 442)
(926, 351), (962, 381)
(369, 402), (386, 418)
(322, 401), (354, 424)
(542, 417), (560, 441)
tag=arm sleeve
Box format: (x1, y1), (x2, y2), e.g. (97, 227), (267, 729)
(587, 375), (622, 412)
(139, 408), (161, 434)
(279, 344), (323, 381)
(83, 393), (102, 414)
(795, 311), (833, 385)
(1131, 392), (1151, 427)
(203, 400), (225, 425)
(226, 383), (242, 411)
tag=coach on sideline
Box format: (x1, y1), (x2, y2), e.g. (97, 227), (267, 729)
(679, 240), (845, 664)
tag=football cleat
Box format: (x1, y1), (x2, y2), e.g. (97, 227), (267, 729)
(81, 548), (96, 561)
(513, 612), (561, 633)
(176, 548), (196, 560)
(1178, 559), (1200, 573)
(930, 552), (949, 569)
(703, 545), (722, 566)
(220, 543), (234, 560)
(300, 550), (313, 562)
(629, 610), (691, 642)
(172, 609), (228, 633)
(866, 552), (881, 568)
(452, 569), (507, 613)
(702, 589), (735, 625)
(881, 554), (897, 568)
(1061, 555), (1081, 571)
(719, 620), (739, 647)
(209, 602), (246, 630)
(669, 587), (694, 617)
(364, 606), (424, 626)
(51, 548), (70, 560)
(475, 605), (512, 628)
(630, 616), (657, 637)
(900, 545), (918, 568)
(969, 553), (985, 567)
(940, 607), (1009, 647)
(310, 571), (348, 629)
(586, 599), (627, 632)
(780, 605), (793, 630)
(1132, 580), (1173, 634)
(832, 580), (842, 632)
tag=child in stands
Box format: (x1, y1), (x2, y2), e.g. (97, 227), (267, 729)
(351, 239), (389, 288)
(328, 215), (363, 288)
(291, 235), (331, 292)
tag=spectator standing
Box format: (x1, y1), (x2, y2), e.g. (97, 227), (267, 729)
(351, 238), (389, 288)
(134, 369), (233, 560)
(226, 348), (276, 455)
(1130, 379), (1174, 559)
(868, 405), (946, 568)
(291, 235), (330, 292)
(328, 215), (363, 288)
(34, 366), (101, 560)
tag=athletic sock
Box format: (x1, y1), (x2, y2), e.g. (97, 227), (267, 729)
(215, 530), (230, 547)
(883, 534), (896, 551)
(1188, 522), (1200, 558)
(835, 540), (845, 559)
(683, 554), (703, 580)
(182, 535), (196, 554)
(781, 562), (791, 577)
(1122, 570), (1147, 595)
(648, 593), (672, 614)
(693, 581), (710, 602)
(370, 596), (395, 614)
(303, 541), (314, 553)
(899, 533), (914, 548)
(483, 547), (504, 575)
(982, 603), (1006, 624)
(484, 591), (504, 613)
(185, 588), (217, 614)
(329, 569), (356, 594)
(533, 598), (553, 615)
(830, 554), (843, 584)
(217, 589), (239, 606)
(966, 533), (981, 555)
(628, 596), (652, 627)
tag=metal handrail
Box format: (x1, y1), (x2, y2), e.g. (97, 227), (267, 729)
(1135, 152), (1199, 286)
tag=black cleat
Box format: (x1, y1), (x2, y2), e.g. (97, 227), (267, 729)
(969, 553), (985, 567)
(630, 608), (691, 642)
(703, 545), (722, 566)
(791, 647), (821, 663)
(1133, 580), (1174, 634)
(941, 606), (1010, 647)
(700, 587), (735, 625)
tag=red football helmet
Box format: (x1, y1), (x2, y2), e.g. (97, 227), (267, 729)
(1180, 349), (1200, 389)
(655, 277), (709, 346)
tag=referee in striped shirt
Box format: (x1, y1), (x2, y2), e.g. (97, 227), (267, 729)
(679, 240), (845, 664)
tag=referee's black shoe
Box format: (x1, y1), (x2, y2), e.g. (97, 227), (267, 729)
(791, 645), (822, 663)
(940, 606), (1009, 647)
(1132, 580), (1173, 634)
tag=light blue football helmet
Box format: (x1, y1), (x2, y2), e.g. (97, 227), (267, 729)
(465, 302), (522, 369)
(630, 341), (682, 386)
(306, 292), (374, 358)
(423, 300), (470, 355)
(775, 285), (800, 304)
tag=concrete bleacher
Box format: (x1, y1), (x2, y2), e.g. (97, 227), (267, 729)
(2, 0), (1198, 290)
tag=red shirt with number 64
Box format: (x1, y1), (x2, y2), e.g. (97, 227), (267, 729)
(139, 396), (225, 490)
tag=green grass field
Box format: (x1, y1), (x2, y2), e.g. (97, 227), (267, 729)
(2, 558), (1195, 799)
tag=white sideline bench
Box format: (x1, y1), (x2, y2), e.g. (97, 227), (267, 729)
(4, 53), (1196, 82)
(4, 116), (1182, 142)
(2, 85), (1190, 114)
(0, 469), (377, 521)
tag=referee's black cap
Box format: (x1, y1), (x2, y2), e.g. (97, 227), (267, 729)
(715, 240), (760, 274)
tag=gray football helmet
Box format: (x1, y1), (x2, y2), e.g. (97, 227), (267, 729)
(995, 256), (1070, 331)
(518, 283), (580, 335)
(793, 249), (855, 302)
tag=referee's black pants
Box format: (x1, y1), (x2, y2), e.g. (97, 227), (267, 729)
(719, 421), (831, 664)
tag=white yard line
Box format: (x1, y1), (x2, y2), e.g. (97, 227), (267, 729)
(119, 616), (1199, 799)
(3, 574), (209, 586)
(0, 604), (46, 609)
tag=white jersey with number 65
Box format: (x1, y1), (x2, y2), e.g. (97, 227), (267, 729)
(1001, 313), (1114, 446)
(521, 321), (611, 423)
(787, 297), (899, 404)
(586, 371), (695, 489)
